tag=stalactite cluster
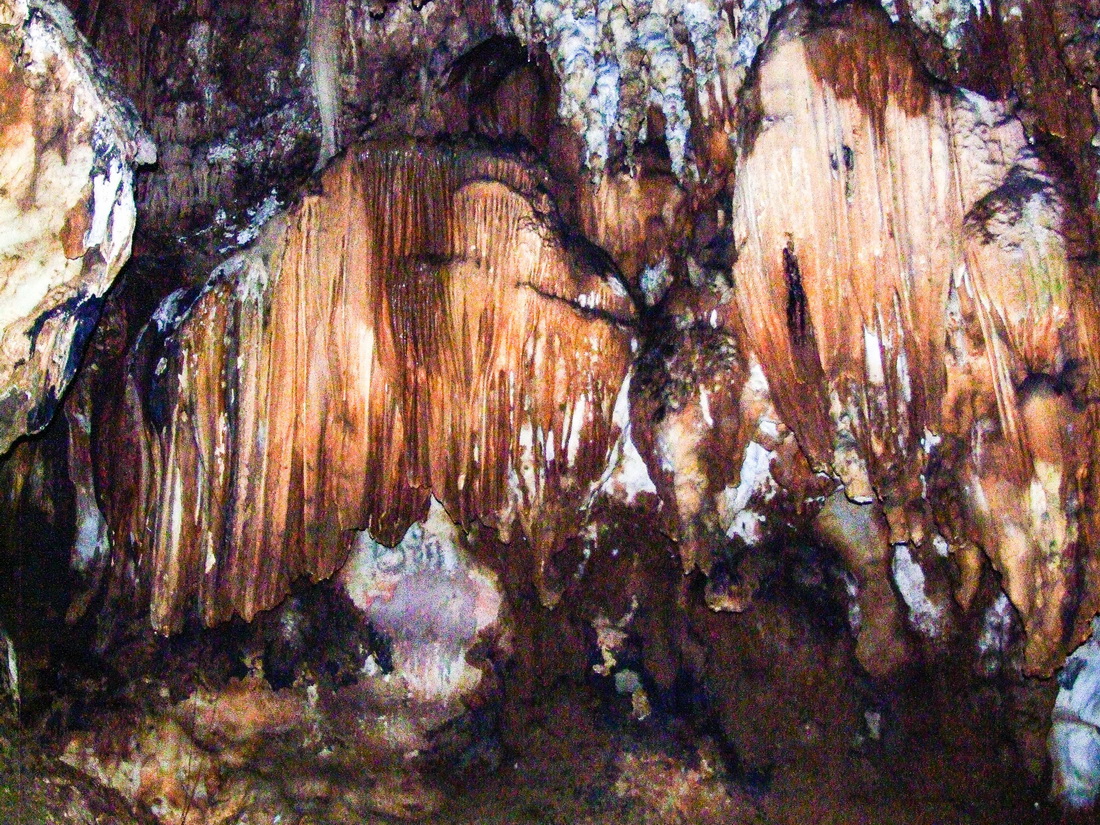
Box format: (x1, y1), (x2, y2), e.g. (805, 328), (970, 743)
(7, 0), (1100, 821)
(98, 140), (635, 632)
(507, 0), (1013, 181)
(635, 2), (1100, 678)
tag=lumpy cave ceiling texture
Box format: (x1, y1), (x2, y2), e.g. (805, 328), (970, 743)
(7, 0), (1100, 821)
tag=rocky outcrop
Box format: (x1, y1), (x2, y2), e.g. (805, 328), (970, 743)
(1051, 619), (1100, 809)
(61, 523), (501, 822)
(633, 2), (1100, 677)
(0, 0), (152, 456)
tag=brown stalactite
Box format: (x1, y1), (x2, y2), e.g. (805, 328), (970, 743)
(722, 3), (1100, 675)
(613, 2), (1100, 679)
(98, 140), (635, 632)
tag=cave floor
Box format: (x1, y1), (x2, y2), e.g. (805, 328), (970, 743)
(0, 677), (1075, 825)
(0, 714), (153, 825)
(428, 682), (1061, 825)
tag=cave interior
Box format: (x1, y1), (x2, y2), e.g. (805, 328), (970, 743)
(4, 0), (1100, 822)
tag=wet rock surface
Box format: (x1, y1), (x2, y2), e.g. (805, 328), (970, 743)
(93, 139), (634, 631)
(5, 0), (1100, 821)
(0, 0), (150, 455)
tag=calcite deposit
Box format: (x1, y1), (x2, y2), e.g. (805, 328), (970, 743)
(96, 139), (634, 631)
(62, 535), (501, 823)
(5, 0), (1100, 821)
(635, 1), (1100, 678)
(0, 0), (151, 456)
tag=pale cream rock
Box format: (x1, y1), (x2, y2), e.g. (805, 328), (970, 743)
(0, 0), (152, 455)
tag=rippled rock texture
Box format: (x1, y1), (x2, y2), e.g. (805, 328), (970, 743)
(96, 139), (634, 631)
(42, 139), (634, 822)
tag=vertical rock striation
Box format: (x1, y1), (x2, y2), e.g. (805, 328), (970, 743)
(98, 140), (635, 633)
(635, 2), (1100, 676)
(6, 0), (1100, 818)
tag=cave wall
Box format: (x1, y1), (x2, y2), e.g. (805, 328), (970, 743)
(4, 0), (1100, 821)
(0, 0), (151, 455)
(99, 139), (635, 632)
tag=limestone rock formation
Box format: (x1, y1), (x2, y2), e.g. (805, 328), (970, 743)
(1051, 618), (1100, 809)
(507, 0), (1018, 182)
(61, 504), (504, 823)
(96, 139), (635, 632)
(59, 0), (505, 254)
(0, 0), (152, 456)
(51, 142), (641, 825)
(634, 2), (1100, 677)
(5, 0), (1100, 821)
